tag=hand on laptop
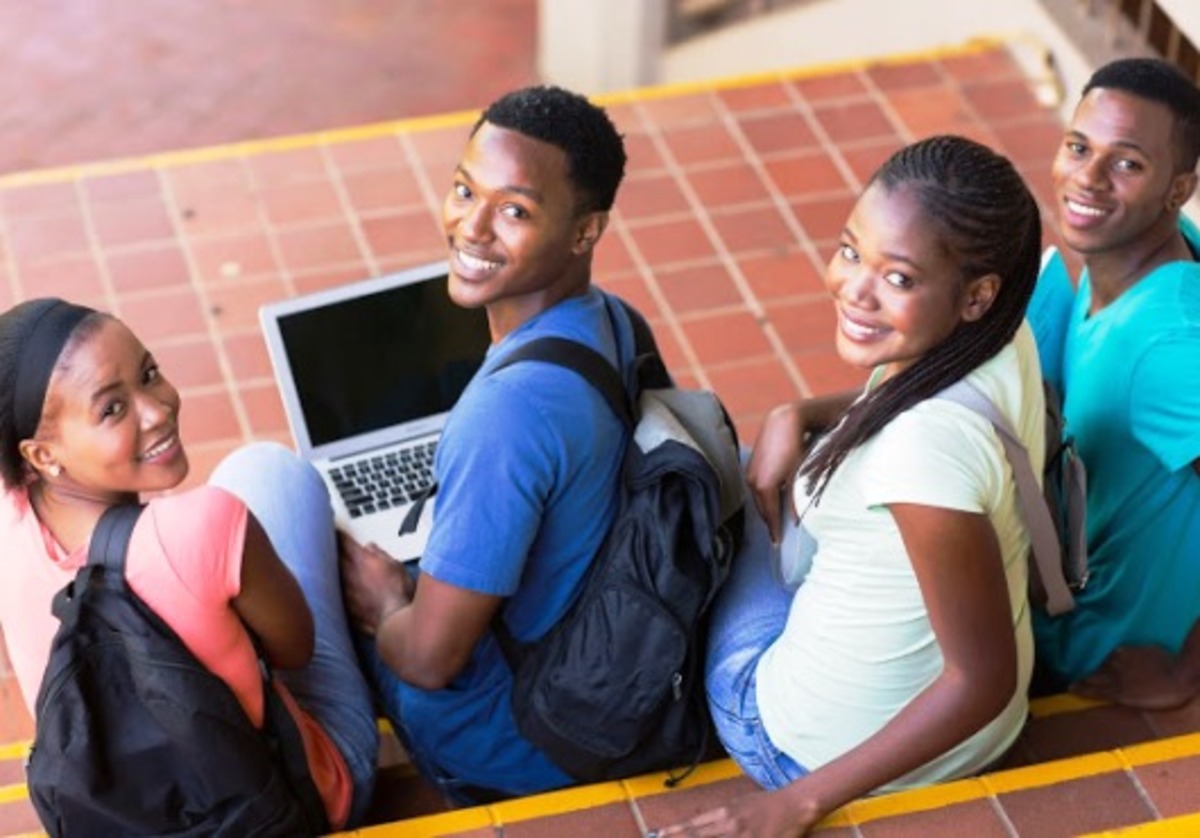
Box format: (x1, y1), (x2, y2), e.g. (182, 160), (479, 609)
(338, 533), (414, 635)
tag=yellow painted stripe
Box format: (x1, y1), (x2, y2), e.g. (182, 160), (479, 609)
(811, 807), (855, 830)
(1081, 812), (1200, 837)
(336, 727), (1200, 835)
(843, 777), (990, 825)
(0, 742), (30, 762)
(0, 782), (29, 805)
(1118, 733), (1200, 767)
(349, 805), (494, 836)
(9, 719), (1200, 832)
(0, 35), (1019, 191)
(620, 757), (743, 797)
(0, 108), (481, 190)
(982, 751), (1125, 795)
(487, 780), (628, 825)
(1028, 693), (1107, 718)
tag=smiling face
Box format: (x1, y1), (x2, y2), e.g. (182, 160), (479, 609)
(22, 318), (187, 502)
(826, 183), (998, 380)
(1051, 88), (1195, 259)
(441, 122), (607, 340)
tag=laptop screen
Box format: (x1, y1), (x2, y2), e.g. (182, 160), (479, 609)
(274, 274), (491, 448)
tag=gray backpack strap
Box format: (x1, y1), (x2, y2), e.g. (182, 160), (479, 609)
(938, 380), (1075, 616)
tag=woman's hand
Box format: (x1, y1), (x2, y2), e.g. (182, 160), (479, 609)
(337, 532), (413, 635)
(745, 391), (857, 543)
(650, 788), (821, 838)
(745, 402), (804, 544)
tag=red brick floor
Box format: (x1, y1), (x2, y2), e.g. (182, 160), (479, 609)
(0, 0), (538, 175)
(1, 19), (1193, 838)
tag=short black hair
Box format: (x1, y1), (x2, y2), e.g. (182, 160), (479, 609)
(1083, 57), (1200, 171)
(473, 85), (627, 213)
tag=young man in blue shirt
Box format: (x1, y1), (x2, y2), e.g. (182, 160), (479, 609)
(338, 86), (639, 800)
(1029, 58), (1200, 707)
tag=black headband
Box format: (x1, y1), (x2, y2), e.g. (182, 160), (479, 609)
(13, 299), (95, 441)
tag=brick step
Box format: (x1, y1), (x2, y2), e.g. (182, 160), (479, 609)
(342, 729), (1200, 837)
(1, 698), (1198, 835)
(341, 694), (1200, 837)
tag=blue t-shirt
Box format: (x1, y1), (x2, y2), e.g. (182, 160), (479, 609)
(1030, 218), (1200, 684)
(387, 288), (635, 794)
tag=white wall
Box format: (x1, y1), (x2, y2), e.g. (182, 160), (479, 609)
(661, 0), (1094, 121)
(1157, 0), (1200, 45)
(538, 0), (667, 94)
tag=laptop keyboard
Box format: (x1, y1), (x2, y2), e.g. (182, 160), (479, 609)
(329, 440), (437, 518)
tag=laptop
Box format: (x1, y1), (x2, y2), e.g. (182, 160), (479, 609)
(259, 261), (492, 561)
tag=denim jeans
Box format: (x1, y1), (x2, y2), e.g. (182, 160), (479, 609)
(354, 635), (498, 808)
(354, 628), (576, 807)
(210, 442), (380, 827)
(705, 495), (808, 790)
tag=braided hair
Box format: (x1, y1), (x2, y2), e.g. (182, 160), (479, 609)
(799, 135), (1042, 500)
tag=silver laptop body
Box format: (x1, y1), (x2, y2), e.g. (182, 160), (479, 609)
(259, 261), (491, 561)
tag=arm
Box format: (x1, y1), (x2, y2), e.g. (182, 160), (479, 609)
(1072, 617), (1200, 710)
(339, 534), (503, 690)
(232, 513), (315, 670)
(745, 390), (856, 542)
(340, 366), (598, 689)
(657, 505), (1017, 838)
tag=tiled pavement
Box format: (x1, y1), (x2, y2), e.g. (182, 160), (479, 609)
(1, 35), (1198, 837)
(0, 0), (538, 176)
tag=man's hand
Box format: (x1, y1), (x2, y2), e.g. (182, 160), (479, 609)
(338, 532), (414, 635)
(1071, 644), (1197, 710)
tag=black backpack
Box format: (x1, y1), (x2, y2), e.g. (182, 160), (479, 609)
(26, 504), (329, 837)
(490, 298), (746, 785)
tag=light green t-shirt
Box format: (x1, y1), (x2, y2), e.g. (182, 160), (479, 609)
(756, 323), (1043, 791)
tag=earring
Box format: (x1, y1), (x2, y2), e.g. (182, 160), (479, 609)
(47, 464), (61, 478)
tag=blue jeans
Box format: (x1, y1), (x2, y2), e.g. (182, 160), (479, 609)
(210, 442), (379, 827)
(355, 630), (575, 806)
(705, 497), (808, 790)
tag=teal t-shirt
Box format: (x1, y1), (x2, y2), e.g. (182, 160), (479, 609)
(1030, 218), (1200, 685)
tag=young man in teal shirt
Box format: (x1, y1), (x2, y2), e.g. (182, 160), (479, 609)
(1029, 58), (1200, 706)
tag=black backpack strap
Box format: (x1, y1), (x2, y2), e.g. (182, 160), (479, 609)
(257, 649), (329, 833)
(606, 296), (671, 390)
(88, 504), (326, 832)
(399, 481), (438, 537)
(52, 504), (146, 622)
(402, 331), (638, 539)
(487, 317), (645, 670)
(87, 504), (146, 576)
(492, 336), (633, 428)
